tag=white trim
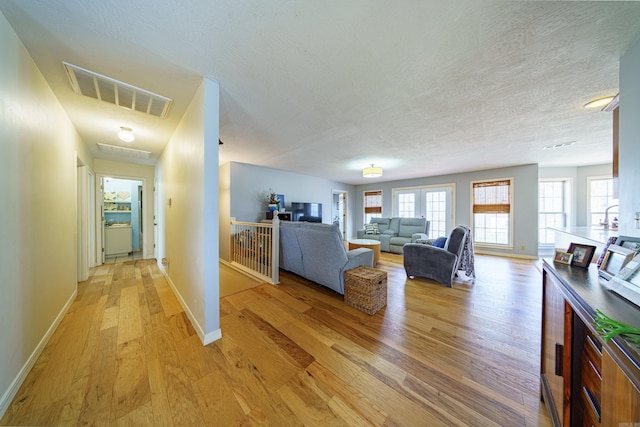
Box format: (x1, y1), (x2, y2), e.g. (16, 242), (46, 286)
(0, 289), (77, 419)
(158, 261), (222, 346)
(474, 248), (538, 260)
(470, 176), (514, 248)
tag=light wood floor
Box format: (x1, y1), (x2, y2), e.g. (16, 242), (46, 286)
(1, 253), (551, 426)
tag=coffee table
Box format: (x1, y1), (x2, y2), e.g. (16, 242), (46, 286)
(348, 239), (381, 265)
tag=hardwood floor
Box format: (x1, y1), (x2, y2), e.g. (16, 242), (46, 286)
(1, 253), (551, 426)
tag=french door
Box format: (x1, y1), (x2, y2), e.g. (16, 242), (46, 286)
(393, 184), (454, 238)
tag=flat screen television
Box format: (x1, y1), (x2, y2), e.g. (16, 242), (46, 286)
(291, 202), (322, 222)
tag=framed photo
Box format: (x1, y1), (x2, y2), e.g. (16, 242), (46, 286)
(554, 250), (573, 265)
(567, 243), (596, 268)
(598, 244), (636, 280)
(605, 254), (640, 307)
(614, 235), (640, 254)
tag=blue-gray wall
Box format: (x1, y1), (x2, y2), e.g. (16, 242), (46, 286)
(355, 164), (539, 258)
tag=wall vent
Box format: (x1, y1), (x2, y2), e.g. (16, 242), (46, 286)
(63, 62), (172, 118)
(97, 143), (151, 159)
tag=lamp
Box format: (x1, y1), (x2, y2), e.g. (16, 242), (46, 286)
(362, 164), (383, 178)
(118, 126), (135, 142)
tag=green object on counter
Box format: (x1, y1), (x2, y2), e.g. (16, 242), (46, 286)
(594, 309), (640, 345)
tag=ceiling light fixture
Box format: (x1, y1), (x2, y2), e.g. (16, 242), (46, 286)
(118, 126), (135, 142)
(363, 164), (383, 178)
(583, 96), (615, 109)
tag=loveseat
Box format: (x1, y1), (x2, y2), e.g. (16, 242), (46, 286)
(280, 222), (373, 294)
(356, 217), (430, 254)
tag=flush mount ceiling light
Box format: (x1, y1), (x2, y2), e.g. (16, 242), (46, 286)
(97, 142), (151, 159)
(118, 126), (135, 142)
(363, 164), (383, 178)
(583, 96), (615, 109)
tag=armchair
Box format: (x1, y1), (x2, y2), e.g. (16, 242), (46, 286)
(403, 226), (469, 287)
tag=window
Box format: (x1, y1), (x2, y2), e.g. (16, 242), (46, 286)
(363, 190), (382, 225)
(472, 178), (512, 246)
(539, 180), (567, 245)
(588, 177), (617, 227)
(425, 190), (448, 239)
(393, 185), (454, 238)
(397, 193), (415, 218)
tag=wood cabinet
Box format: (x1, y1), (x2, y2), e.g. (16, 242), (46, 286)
(541, 260), (640, 426)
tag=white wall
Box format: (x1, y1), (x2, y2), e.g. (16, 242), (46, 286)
(619, 37), (640, 237)
(355, 164), (540, 258)
(0, 12), (93, 415)
(156, 78), (220, 344)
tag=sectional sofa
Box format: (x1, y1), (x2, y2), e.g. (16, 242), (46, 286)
(280, 222), (373, 294)
(356, 217), (430, 254)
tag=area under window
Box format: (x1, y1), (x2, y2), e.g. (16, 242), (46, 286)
(363, 190), (382, 225)
(472, 178), (512, 246)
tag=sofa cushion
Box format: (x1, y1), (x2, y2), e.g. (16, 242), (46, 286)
(364, 223), (380, 235)
(398, 218), (427, 237)
(433, 237), (447, 248)
(370, 217), (391, 233)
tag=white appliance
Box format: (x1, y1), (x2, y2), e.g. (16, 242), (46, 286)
(105, 225), (132, 256)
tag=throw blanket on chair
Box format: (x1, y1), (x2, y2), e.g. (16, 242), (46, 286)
(457, 225), (475, 279)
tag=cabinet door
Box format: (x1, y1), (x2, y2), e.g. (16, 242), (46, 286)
(541, 270), (572, 426)
(601, 348), (640, 425)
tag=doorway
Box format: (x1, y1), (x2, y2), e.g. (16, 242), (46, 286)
(332, 190), (348, 240)
(98, 176), (145, 264)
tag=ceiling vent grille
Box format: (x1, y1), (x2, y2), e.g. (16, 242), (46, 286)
(63, 62), (172, 118)
(97, 142), (151, 159)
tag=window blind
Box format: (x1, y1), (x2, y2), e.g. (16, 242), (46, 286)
(364, 190), (382, 214)
(473, 180), (510, 214)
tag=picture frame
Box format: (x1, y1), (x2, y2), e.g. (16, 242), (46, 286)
(598, 244), (636, 280)
(554, 250), (573, 265)
(567, 243), (596, 268)
(614, 235), (640, 254)
(605, 254), (640, 308)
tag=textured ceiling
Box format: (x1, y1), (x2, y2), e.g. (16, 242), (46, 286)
(2, 1), (640, 184)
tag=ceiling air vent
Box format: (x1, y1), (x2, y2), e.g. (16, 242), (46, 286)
(63, 62), (172, 118)
(97, 143), (151, 159)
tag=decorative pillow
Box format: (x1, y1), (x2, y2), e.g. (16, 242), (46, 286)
(364, 223), (380, 234)
(433, 237), (447, 248)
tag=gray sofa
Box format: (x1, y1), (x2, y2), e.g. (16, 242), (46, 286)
(280, 222), (373, 294)
(356, 217), (430, 254)
(403, 226), (468, 287)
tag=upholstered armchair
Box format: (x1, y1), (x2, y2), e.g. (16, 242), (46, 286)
(403, 226), (469, 287)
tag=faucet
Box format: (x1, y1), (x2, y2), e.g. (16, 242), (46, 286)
(601, 204), (619, 229)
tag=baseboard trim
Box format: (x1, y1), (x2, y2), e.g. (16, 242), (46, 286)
(158, 261), (222, 347)
(474, 249), (538, 260)
(0, 288), (78, 419)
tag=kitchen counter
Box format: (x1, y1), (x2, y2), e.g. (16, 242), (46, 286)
(550, 226), (618, 262)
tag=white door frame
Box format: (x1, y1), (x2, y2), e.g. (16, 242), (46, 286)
(95, 174), (148, 265)
(332, 189), (348, 240)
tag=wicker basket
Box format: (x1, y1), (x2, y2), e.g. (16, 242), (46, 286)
(344, 266), (387, 315)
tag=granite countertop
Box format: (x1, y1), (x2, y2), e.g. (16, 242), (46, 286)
(550, 226), (618, 245)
